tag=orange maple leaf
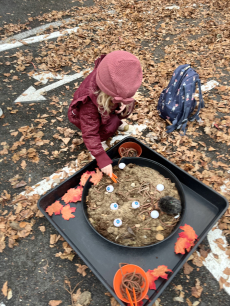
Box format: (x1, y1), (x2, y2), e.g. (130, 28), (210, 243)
(146, 270), (156, 290)
(62, 186), (83, 204)
(179, 224), (198, 242)
(151, 265), (173, 280)
(46, 205), (55, 216)
(90, 168), (103, 185)
(52, 201), (63, 215)
(174, 237), (192, 254)
(46, 201), (63, 216)
(80, 171), (95, 186)
(61, 204), (76, 220)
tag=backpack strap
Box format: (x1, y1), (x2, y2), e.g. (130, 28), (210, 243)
(166, 116), (180, 133)
(189, 79), (205, 122)
(177, 84), (191, 135)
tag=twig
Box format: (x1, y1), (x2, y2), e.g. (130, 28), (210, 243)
(31, 62), (37, 69)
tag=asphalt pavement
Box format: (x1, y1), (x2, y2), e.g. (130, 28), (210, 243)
(0, 0), (230, 306)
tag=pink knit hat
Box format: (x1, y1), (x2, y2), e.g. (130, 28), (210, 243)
(96, 50), (142, 105)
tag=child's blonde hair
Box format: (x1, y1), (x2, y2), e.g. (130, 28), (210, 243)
(97, 91), (113, 116)
(97, 90), (132, 117)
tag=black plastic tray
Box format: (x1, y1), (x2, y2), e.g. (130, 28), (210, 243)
(38, 136), (228, 306)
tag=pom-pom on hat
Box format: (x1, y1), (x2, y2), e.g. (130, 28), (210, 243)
(96, 50), (143, 105)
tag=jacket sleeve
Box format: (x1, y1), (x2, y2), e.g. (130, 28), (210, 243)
(79, 100), (112, 169)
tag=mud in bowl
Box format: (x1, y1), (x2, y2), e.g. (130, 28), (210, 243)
(82, 157), (186, 248)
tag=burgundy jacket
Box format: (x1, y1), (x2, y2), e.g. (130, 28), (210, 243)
(68, 55), (135, 169)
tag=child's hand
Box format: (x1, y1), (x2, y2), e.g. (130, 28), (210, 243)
(101, 164), (113, 177)
(115, 103), (126, 114)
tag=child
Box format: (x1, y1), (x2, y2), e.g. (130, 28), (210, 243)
(68, 50), (142, 177)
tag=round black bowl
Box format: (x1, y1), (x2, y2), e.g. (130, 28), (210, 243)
(82, 157), (186, 248)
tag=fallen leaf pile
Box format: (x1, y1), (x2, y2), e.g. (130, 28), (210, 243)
(175, 224), (198, 254)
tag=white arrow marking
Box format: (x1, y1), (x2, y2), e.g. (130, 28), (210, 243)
(0, 27), (79, 52)
(32, 71), (63, 84)
(0, 18), (75, 44)
(201, 80), (219, 92)
(15, 70), (88, 102)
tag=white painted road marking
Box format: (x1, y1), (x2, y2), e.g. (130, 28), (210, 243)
(0, 18), (74, 44)
(201, 80), (219, 92)
(32, 71), (64, 84)
(201, 227), (230, 293)
(0, 26), (79, 52)
(15, 70), (89, 102)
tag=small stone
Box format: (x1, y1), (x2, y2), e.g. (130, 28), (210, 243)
(135, 224), (140, 228)
(156, 184), (164, 191)
(119, 163), (126, 169)
(156, 225), (164, 231)
(131, 183), (135, 187)
(150, 210), (159, 219)
(156, 233), (164, 241)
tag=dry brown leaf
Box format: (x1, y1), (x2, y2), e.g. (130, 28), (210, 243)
(76, 264), (88, 277)
(223, 267), (230, 276)
(186, 298), (193, 306)
(191, 279), (203, 298)
(48, 300), (62, 306)
(21, 160), (27, 169)
(183, 262), (194, 275)
(192, 253), (203, 267)
(13, 181), (27, 189)
(199, 248), (209, 259)
(2, 281), (8, 297)
(7, 288), (12, 300)
(110, 297), (120, 306)
(72, 288), (82, 303)
(62, 137), (71, 145)
(219, 276), (226, 290)
(39, 226), (46, 233)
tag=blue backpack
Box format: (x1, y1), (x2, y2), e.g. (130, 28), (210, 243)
(157, 64), (204, 134)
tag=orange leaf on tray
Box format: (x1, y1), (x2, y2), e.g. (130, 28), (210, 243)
(146, 270), (157, 290)
(80, 171), (95, 186)
(175, 224), (198, 254)
(62, 186), (83, 204)
(46, 201), (63, 216)
(174, 237), (192, 254)
(151, 265), (173, 280)
(90, 168), (103, 185)
(179, 224), (198, 242)
(61, 204), (76, 220)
